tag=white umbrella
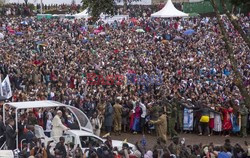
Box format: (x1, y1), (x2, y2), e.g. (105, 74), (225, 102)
(173, 36), (184, 41)
(0, 33), (4, 39)
(99, 32), (106, 35)
(136, 29), (145, 33)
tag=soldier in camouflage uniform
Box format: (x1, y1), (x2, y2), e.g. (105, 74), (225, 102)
(150, 103), (160, 121)
(149, 110), (167, 142)
(113, 99), (123, 135)
(167, 99), (178, 139)
(168, 136), (181, 157)
(238, 103), (249, 138)
(148, 103), (160, 135)
(161, 98), (170, 135)
(176, 99), (184, 133)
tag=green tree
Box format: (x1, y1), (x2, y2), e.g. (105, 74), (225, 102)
(28, 3), (35, 10)
(0, 0), (4, 6)
(230, 0), (248, 5)
(220, 0), (250, 48)
(24, 0), (28, 6)
(210, 0), (250, 108)
(124, 0), (127, 11)
(82, 0), (116, 21)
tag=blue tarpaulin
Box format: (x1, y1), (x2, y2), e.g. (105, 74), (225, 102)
(16, 32), (23, 35)
(183, 29), (195, 35)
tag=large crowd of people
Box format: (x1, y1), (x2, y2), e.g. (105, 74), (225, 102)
(0, 2), (250, 157)
(15, 135), (250, 158)
(1, 109), (250, 158)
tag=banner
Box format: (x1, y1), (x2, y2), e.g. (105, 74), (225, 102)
(189, 0), (204, 2)
(115, 0), (152, 5)
(183, 108), (193, 131)
(2, 75), (12, 99)
(100, 15), (129, 24)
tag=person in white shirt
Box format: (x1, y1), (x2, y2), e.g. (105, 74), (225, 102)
(90, 112), (102, 136)
(47, 109), (54, 121)
(45, 114), (52, 137)
(140, 101), (147, 134)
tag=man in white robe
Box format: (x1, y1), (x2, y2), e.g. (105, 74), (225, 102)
(51, 110), (69, 142)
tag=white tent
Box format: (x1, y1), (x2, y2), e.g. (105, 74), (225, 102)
(74, 9), (89, 19)
(151, 0), (188, 18)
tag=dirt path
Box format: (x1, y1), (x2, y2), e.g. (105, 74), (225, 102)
(107, 132), (250, 149)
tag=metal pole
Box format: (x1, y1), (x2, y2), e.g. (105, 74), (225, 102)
(0, 142), (6, 150)
(15, 108), (18, 149)
(20, 139), (26, 151)
(3, 104), (5, 124)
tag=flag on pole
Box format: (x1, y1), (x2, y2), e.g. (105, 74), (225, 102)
(2, 75), (12, 99)
(123, 138), (127, 143)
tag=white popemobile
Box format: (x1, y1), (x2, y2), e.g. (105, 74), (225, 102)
(1, 101), (135, 157)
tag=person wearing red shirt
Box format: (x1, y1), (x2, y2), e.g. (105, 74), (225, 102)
(221, 106), (233, 137)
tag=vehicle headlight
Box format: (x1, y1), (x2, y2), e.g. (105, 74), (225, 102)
(13, 149), (20, 157)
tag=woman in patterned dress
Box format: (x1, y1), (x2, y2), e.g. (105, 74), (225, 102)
(213, 106), (222, 134)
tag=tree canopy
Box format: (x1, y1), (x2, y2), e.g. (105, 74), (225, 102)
(82, 0), (117, 20)
(24, 0), (28, 6)
(230, 0), (249, 6)
(0, 0), (4, 6)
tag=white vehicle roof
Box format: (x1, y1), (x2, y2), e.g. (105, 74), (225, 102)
(4, 101), (93, 133)
(4, 100), (65, 109)
(0, 150), (14, 158)
(67, 130), (95, 136)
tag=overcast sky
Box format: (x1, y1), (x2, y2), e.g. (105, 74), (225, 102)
(7, 0), (82, 5)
